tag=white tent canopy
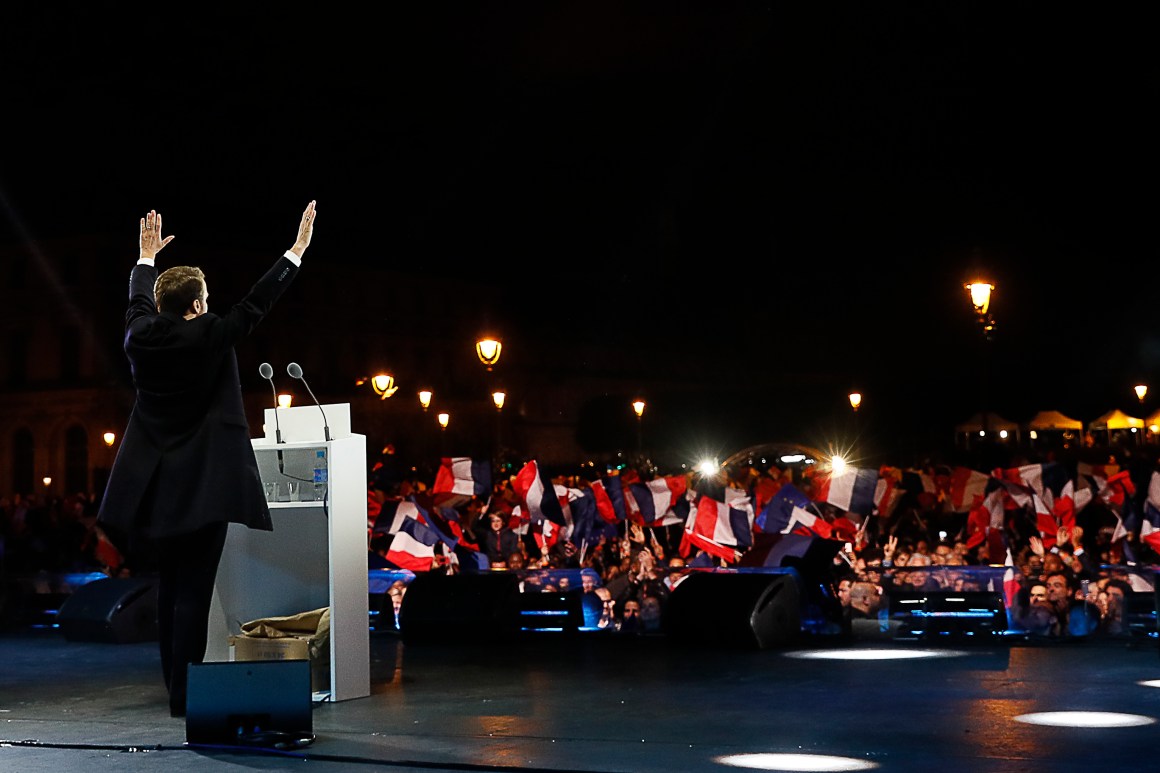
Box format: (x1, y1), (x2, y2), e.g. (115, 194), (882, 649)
(1088, 409), (1143, 430)
(954, 412), (1020, 434)
(1025, 410), (1084, 431)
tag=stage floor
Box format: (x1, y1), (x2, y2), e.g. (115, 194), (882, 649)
(2, 628), (1159, 773)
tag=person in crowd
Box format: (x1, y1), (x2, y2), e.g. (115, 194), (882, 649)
(479, 513), (520, 568)
(847, 581), (881, 620)
(97, 202), (315, 717)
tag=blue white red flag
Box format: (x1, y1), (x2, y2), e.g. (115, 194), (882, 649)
(1141, 471), (1160, 553)
(384, 516), (443, 572)
(948, 466), (990, 512)
(626, 475), (688, 526)
(372, 498), (429, 535)
(513, 460), (567, 526)
(591, 476), (627, 523)
(681, 489), (752, 562)
(814, 466), (878, 516)
(756, 482), (812, 533)
(433, 457), (492, 507)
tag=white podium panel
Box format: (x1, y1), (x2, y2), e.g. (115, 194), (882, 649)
(206, 432), (369, 702)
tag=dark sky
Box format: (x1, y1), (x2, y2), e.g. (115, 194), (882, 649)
(3, 4), (1157, 453)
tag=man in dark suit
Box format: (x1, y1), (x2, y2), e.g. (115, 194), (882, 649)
(98, 201), (316, 716)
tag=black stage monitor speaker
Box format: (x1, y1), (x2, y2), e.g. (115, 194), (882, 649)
(399, 572), (522, 643)
(56, 577), (158, 643)
(186, 660), (313, 748)
(664, 572), (801, 649)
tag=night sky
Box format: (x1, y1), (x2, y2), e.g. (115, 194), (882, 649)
(3, 5), (1157, 459)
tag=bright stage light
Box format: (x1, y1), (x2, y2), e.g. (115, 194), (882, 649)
(1140, 680), (1160, 688)
(785, 648), (965, 661)
(697, 459), (719, 475)
(717, 752), (878, 771)
(1015, 711), (1154, 728)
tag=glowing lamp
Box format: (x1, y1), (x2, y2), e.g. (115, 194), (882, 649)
(103, 432), (116, 446)
(437, 412), (450, 429)
(277, 393), (293, 409)
(418, 390), (433, 411)
(372, 373), (399, 399)
(475, 337), (502, 370)
(848, 392), (862, 412)
(632, 400), (646, 418)
(492, 391), (506, 410)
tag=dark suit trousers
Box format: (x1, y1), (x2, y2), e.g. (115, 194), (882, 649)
(154, 521), (228, 714)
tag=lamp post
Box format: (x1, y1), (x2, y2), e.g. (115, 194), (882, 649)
(848, 392), (862, 413)
(277, 393), (293, 409)
(371, 373), (398, 400)
(1134, 383), (1148, 404)
(475, 337), (502, 371)
(965, 280), (996, 438)
(437, 412), (449, 454)
(492, 390), (506, 471)
(418, 390), (433, 412)
(632, 399), (646, 458)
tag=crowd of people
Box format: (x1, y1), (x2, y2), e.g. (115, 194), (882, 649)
(364, 445), (1160, 643)
(4, 442), (1159, 643)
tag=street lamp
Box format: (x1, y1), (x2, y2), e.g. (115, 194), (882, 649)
(965, 279), (996, 437)
(371, 373), (399, 399)
(277, 393), (293, 409)
(492, 390), (506, 470)
(418, 390), (433, 411)
(437, 411), (450, 454)
(848, 392), (862, 412)
(103, 431), (116, 446)
(475, 337), (502, 371)
(1134, 384), (1148, 403)
(632, 399), (645, 457)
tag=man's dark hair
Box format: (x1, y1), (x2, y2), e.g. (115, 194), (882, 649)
(154, 266), (206, 314)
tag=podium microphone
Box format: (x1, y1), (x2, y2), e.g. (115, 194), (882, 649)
(287, 362), (331, 441)
(259, 362), (285, 473)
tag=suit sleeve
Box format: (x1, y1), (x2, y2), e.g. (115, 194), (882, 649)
(204, 255), (299, 350)
(126, 264), (159, 328)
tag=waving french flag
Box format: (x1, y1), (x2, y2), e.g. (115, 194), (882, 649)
(372, 498), (429, 535)
(592, 476), (628, 523)
(513, 460), (567, 526)
(433, 457), (492, 506)
(814, 465), (878, 516)
(756, 482), (812, 533)
(1141, 471), (1160, 553)
(681, 488), (753, 562)
(626, 475), (688, 526)
(383, 517), (443, 573)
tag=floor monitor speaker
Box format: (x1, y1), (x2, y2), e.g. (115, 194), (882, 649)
(664, 572), (801, 649)
(186, 660), (313, 748)
(398, 572), (522, 643)
(56, 577), (158, 643)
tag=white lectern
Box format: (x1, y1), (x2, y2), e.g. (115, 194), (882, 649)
(205, 404), (369, 702)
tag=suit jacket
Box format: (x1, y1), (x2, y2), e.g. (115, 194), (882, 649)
(98, 255), (298, 539)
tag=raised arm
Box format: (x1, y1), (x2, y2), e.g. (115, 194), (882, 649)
(288, 200), (316, 259)
(139, 209), (175, 262)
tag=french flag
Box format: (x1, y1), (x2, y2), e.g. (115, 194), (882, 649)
(626, 475), (688, 526)
(681, 489), (753, 562)
(592, 475), (628, 523)
(948, 466), (990, 512)
(513, 460), (567, 526)
(814, 466), (878, 516)
(756, 482), (812, 533)
(1142, 471), (1160, 553)
(433, 457), (492, 506)
(384, 517), (444, 573)
(372, 498), (429, 535)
